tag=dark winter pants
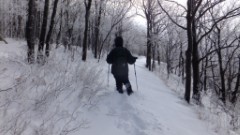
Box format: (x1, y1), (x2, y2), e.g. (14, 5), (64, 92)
(113, 75), (132, 93)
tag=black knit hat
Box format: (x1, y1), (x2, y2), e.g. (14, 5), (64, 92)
(114, 36), (123, 47)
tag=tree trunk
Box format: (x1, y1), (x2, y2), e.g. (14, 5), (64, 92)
(35, 11), (41, 40)
(26, 0), (37, 64)
(145, 5), (152, 71)
(17, 15), (23, 38)
(185, 50), (192, 103)
(146, 39), (152, 71)
(157, 45), (160, 65)
(56, 8), (63, 48)
(87, 19), (91, 49)
(191, 19), (200, 103)
(82, 0), (92, 61)
(203, 55), (209, 91)
(93, 0), (103, 59)
(216, 27), (226, 103)
(178, 43), (182, 77)
(152, 45), (156, 71)
(166, 44), (171, 77)
(37, 0), (49, 64)
(184, 0), (193, 103)
(231, 56), (240, 103)
(179, 43), (185, 82)
(146, 17), (152, 71)
(46, 0), (59, 57)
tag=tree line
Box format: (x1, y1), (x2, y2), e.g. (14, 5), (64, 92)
(0, 0), (134, 63)
(138, 0), (240, 107)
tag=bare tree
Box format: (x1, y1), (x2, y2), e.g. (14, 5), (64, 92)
(37, 0), (50, 64)
(158, 0), (240, 103)
(46, 0), (60, 57)
(142, 0), (156, 71)
(93, 0), (104, 59)
(26, 0), (37, 64)
(232, 55), (240, 103)
(82, 0), (93, 61)
(210, 25), (240, 103)
(56, 6), (63, 48)
(97, 0), (133, 61)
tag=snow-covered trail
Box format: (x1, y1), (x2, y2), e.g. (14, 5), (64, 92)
(80, 57), (217, 135)
(0, 40), (218, 135)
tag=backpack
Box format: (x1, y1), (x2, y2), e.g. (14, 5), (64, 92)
(112, 51), (128, 76)
(115, 52), (128, 68)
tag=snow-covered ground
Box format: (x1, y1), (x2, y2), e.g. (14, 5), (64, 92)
(80, 59), (218, 135)
(0, 39), (233, 135)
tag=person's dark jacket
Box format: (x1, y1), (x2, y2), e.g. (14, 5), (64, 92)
(106, 46), (137, 77)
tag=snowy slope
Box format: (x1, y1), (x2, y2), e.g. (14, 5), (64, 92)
(0, 39), (218, 135)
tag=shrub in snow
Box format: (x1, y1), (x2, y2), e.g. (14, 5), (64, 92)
(0, 46), (106, 134)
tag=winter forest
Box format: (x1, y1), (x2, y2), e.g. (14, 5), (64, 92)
(1, 0), (240, 134)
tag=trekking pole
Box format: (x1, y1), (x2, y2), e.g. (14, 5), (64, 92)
(134, 64), (139, 91)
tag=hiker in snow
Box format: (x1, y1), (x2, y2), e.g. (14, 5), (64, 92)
(106, 36), (137, 95)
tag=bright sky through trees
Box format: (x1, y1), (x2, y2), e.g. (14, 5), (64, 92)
(175, 0), (187, 7)
(132, 0), (187, 26)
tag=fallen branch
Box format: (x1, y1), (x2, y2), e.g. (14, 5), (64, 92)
(0, 88), (12, 92)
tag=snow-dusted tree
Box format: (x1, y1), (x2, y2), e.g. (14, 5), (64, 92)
(61, 0), (82, 50)
(82, 0), (93, 61)
(97, 0), (133, 61)
(93, 0), (104, 59)
(159, 0), (240, 103)
(0, 0), (26, 38)
(37, 0), (50, 64)
(161, 24), (183, 77)
(139, 0), (168, 71)
(203, 20), (240, 103)
(214, 27), (239, 103)
(232, 55), (240, 103)
(142, 0), (157, 71)
(56, 6), (63, 48)
(26, 0), (37, 64)
(45, 0), (59, 57)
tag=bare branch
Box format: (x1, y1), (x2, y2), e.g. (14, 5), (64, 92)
(196, 0), (225, 21)
(193, 0), (203, 16)
(0, 88), (12, 92)
(198, 45), (235, 62)
(157, 0), (187, 30)
(197, 4), (240, 44)
(164, 0), (187, 11)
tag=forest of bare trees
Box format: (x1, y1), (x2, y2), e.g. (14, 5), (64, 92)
(137, 1), (240, 123)
(157, 0), (240, 105)
(1, 0), (240, 127)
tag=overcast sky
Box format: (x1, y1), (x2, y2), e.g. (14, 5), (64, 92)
(132, 0), (187, 26)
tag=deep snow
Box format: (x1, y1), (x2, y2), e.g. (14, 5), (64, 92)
(0, 39), (224, 135)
